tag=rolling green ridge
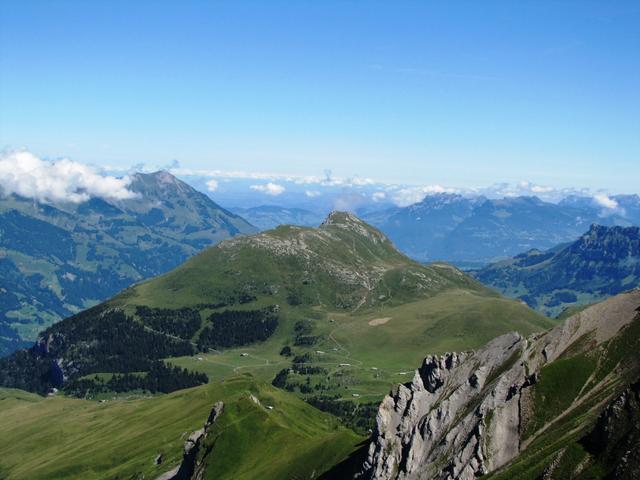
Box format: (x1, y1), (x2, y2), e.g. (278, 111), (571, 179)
(119, 214), (552, 403)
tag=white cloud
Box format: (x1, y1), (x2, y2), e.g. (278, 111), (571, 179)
(593, 193), (618, 210)
(592, 193), (626, 217)
(205, 178), (219, 192)
(351, 176), (376, 186)
(170, 166), (325, 184)
(516, 181), (555, 195)
(114, 162), (395, 190)
(470, 181), (590, 203)
(372, 191), (386, 202)
(103, 160), (624, 210)
(0, 150), (136, 203)
(390, 185), (457, 207)
(531, 185), (554, 194)
(250, 182), (285, 196)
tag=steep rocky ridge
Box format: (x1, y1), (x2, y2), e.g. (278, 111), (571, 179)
(476, 224), (640, 316)
(360, 290), (640, 479)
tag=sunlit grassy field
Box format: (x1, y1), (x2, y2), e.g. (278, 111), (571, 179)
(168, 289), (554, 402)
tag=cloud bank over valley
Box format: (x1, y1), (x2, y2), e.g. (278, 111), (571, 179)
(2, 150), (637, 216)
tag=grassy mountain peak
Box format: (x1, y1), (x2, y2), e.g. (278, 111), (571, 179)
(127, 211), (482, 312)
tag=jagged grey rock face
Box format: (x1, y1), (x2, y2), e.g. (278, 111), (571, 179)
(360, 290), (640, 480)
(361, 333), (526, 480)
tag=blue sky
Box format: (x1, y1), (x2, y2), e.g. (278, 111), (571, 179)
(1, 1), (639, 191)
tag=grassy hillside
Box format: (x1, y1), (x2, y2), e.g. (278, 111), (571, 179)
(0, 213), (552, 427)
(0, 213), (562, 479)
(0, 374), (363, 480)
(121, 212), (485, 311)
(114, 214), (551, 404)
(163, 288), (550, 413)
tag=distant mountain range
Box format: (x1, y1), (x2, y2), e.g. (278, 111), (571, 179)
(230, 205), (324, 230)
(362, 193), (640, 264)
(0, 171), (255, 356)
(475, 224), (640, 316)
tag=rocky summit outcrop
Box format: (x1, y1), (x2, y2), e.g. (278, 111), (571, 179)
(359, 290), (640, 480)
(156, 401), (224, 480)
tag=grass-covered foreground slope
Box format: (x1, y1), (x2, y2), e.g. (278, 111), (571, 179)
(0, 374), (363, 480)
(475, 224), (640, 317)
(0, 212), (552, 410)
